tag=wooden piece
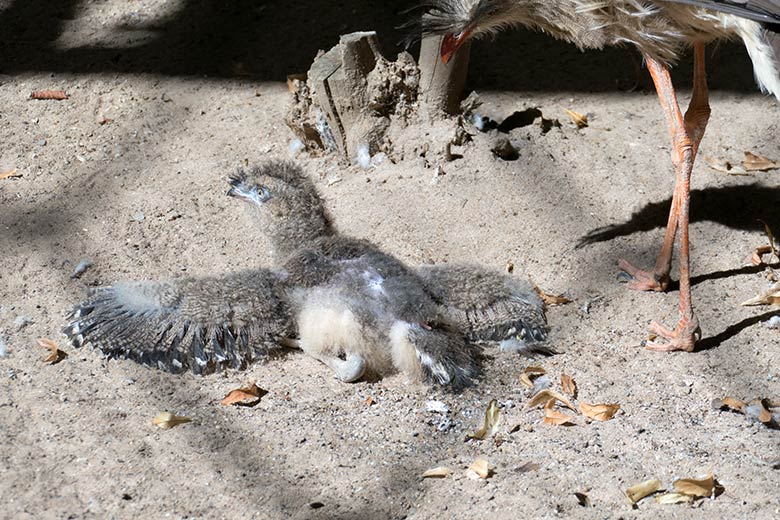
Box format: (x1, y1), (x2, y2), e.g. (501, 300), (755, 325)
(418, 15), (471, 117)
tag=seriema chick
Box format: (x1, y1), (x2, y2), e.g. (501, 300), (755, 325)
(228, 160), (549, 386)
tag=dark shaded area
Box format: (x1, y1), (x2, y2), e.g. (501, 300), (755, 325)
(0, 0), (765, 93)
(698, 309), (780, 351)
(576, 185), (780, 248)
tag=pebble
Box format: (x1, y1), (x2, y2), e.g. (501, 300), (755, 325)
(132, 211), (145, 222)
(13, 315), (33, 331)
(764, 315), (780, 329)
(70, 258), (93, 279)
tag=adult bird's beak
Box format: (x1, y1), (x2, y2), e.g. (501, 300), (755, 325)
(441, 28), (472, 64)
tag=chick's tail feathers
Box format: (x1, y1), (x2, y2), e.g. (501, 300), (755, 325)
(63, 270), (293, 374)
(389, 320), (477, 389)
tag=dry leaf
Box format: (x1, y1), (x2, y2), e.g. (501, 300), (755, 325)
(748, 399), (773, 423)
(30, 90), (68, 100)
(468, 399), (501, 440)
(526, 389), (575, 411)
(759, 220), (778, 260)
(715, 396), (747, 412)
(519, 366), (547, 388)
(673, 474), (714, 498)
(574, 492), (591, 507)
(466, 457), (490, 480)
(579, 402), (619, 421)
(422, 467), (453, 479)
(0, 168), (21, 180)
(152, 412), (192, 429)
(703, 155), (748, 175)
(365, 396), (375, 406)
(38, 338), (66, 364)
(286, 73), (307, 93)
(219, 382), (267, 406)
(740, 281), (780, 306)
(564, 109), (588, 128)
(534, 286), (573, 306)
(543, 400), (576, 426)
(743, 151), (779, 172)
(751, 245), (774, 266)
(625, 478), (661, 504)
(655, 493), (694, 505)
(561, 372), (577, 397)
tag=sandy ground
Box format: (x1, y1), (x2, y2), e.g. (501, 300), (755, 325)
(2, 1), (780, 519)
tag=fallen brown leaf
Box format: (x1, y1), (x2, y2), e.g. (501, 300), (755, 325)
(574, 492), (591, 507)
(751, 245), (774, 266)
(743, 151), (779, 172)
(564, 109), (588, 128)
(543, 400), (576, 426)
(519, 366), (547, 388)
(625, 478), (661, 504)
(715, 396), (747, 412)
(748, 399), (773, 423)
(422, 466), (453, 479)
(38, 338), (67, 364)
(286, 73), (307, 93)
(561, 372), (577, 397)
(467, 399), (501, 440)
(0, 168), (21, 180)
(579, 402), (619, 421)
(534, 286), (573, 306)
(365, 396), (376, 406)
(526, 389), (575, 411)
(466, 457), (490, 480)
(673, 474), (714, 498)
(655, 492), (694, 505)
(219, 382), (268, 406)
(30, 90), (68, 100)
(759, 220), (779, 261)
(703, 155), (749, 175)
(152, 412), (192, 429)
(740, 281), (780, 306)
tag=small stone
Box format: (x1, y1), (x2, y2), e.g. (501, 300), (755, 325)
(70, 258), (93, 279)
(491, 137), (519, 161)
(13, 315), (33, 331)
(132, 211), (145, 222)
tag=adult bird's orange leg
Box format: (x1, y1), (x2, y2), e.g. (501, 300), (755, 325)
(621, 46), (709, 351)
(645, 43), (709, 351)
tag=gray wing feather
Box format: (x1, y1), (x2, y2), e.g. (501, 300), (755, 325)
(63, 269), (293, 374)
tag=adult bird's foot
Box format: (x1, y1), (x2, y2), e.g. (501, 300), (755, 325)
(643, 318), (701, 352)
(617, 259), (669, 292)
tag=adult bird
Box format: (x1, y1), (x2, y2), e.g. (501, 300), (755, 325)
(420, 0), (780, 352)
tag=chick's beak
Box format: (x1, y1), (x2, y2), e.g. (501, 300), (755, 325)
(441, 28), (472, 64)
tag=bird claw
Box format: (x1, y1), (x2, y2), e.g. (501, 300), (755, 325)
(617, 259), (668, 292)
(643, 318), (701, 352)
(315, 352), (366, 383)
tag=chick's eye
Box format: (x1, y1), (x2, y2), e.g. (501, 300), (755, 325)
(258, 186), (271, 201)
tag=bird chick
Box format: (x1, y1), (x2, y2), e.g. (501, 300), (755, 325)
(64, 270), (294, 374)
(228, 160), (550, 386)
(229, 161), (478, 387)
